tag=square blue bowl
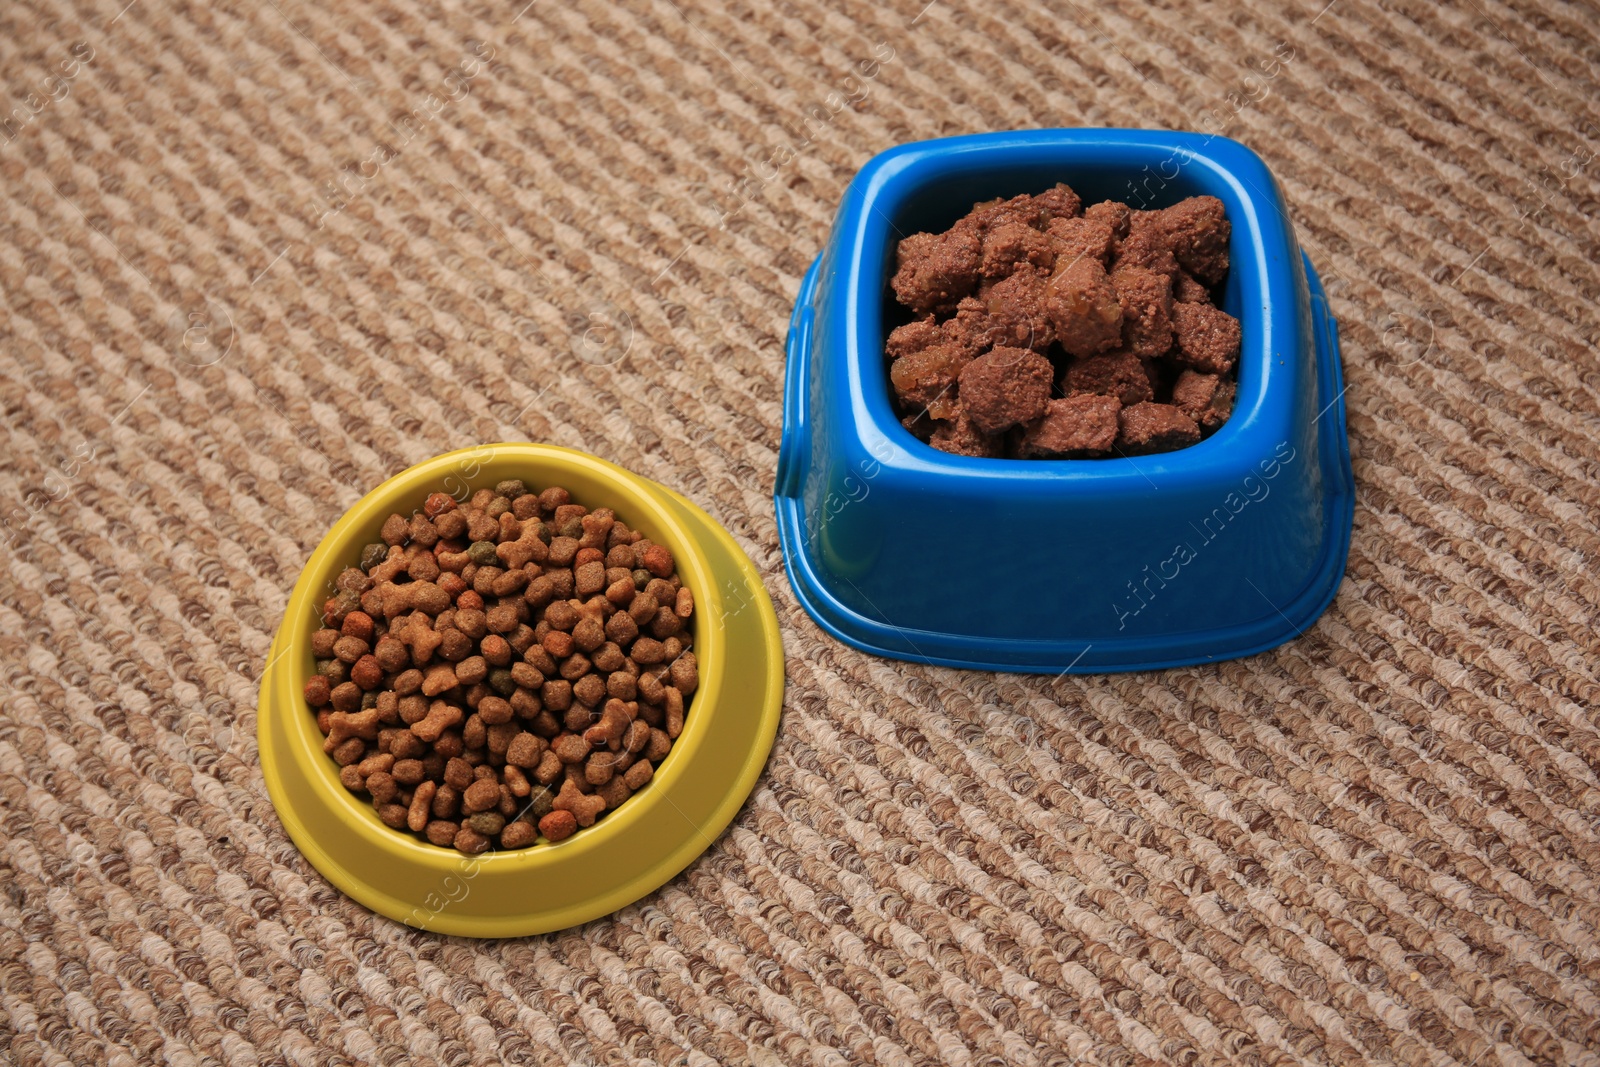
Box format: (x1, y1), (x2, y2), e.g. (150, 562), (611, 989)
(774, 129), (1354, 673)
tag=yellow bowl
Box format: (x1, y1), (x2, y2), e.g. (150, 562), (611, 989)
(258, 443), (784, 937)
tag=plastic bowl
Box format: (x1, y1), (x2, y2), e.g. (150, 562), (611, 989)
(259, 444), (784, 936)
(775, 129), (1353, 673)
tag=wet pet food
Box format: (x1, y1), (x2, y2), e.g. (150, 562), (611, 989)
(888, 185), (1240, 458)
(302, 481), (695, 853)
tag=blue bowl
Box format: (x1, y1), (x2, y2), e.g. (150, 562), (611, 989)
(774, 129), (1354, 673)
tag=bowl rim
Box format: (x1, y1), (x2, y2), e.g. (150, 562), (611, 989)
(260, 443), (785, 933)
(833, 127), (1300, 484)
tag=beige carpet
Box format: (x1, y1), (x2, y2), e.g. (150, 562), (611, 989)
(3, 0), (1600, 1063)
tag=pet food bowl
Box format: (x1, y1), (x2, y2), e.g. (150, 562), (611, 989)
(775, 129), (1354, 673)
(259, 444), (784, 936)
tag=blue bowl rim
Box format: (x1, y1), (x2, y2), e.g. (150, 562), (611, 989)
(835, 129), (1299, 485)
(774, 129), (1355, 674)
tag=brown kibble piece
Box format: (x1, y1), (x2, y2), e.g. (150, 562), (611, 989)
(506, 732), (546, 768)
(645, 728), (672, 762)
(928, 409), (1003, 457)
(324, 709), (380, 751)
(329, 681), (362, 712)
(1017, 395), (1123, 458)
(410, 701), (463, 743)
(445, 756), (473, 791)
(1160, 195), (1230, 284)
(391, 758), (425, 786)
(584, 699), (633, 747)
(891, 228), (981, 315)
(374, 634), (409, 672)
(981, 221), (1053, 279)
(885, 318), (942, 361)
(1084, 200), (1131, 238)
(552, 733), (591, 764)
(957, 348), (1053, 435)
(1173, 269), (1213, 305)
(311, 628), (341, 658)
(664, 690), (685, 740)
(304, 676), (332, 708)
(539, 809), (577, 841)
(420, 663), (459, 697)
(584, 751), (617, 786)
(889, 344), (971, 412)
(571, 615), (605, 653)
(500, 764), (530, 796)
(1045, 216), (1115, 268)
(623, 760), (654, 790)
(381, 514), (410, 546)
(1061, 349), (1155, 407)
(408, 781), (436, 832)
(1031, 182), (1081, 223)
(574, 560), (606, 597)
(1171, 302), (1241, 374)
(978, 270), (1054, 352)
(641, 543), (674, 579)
(463, 778), (501, 814)
(366, 771), (399, 805)
(454, 827), (490, 854)
(1110, 216), (1178, 278)
(1117, 402), (1203, 455)
(1048, 258), (1123, 358)
(553, 778), (607, 827)
(964, 193), (1042, 231)
(1171, 370), (1236, 431)
(669, 652), (698, 695)
(534, 749), (564, 785)
(476, 695), (513, 725)
(624, 719), (651, 755)
(631, 637), (667, 665)
(1112, 267), (1174, 359)
(350, 655), (383, 691)
(597, 777), (633, 810)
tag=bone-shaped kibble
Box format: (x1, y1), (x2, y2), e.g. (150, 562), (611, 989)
(410, 701), (463, 743)
(553, 778), (607, 827)
(323, 709), (381, 754)
(583, 699), (634, 748)
(496, 525), (549, 569)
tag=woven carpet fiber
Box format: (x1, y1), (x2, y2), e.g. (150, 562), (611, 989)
(3, 0), (1599, 1064)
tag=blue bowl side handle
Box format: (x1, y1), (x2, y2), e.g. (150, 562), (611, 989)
(1300, 252), (1356, 649)
(1303, 253), (1352, 497)
(777, 255), (822, 500)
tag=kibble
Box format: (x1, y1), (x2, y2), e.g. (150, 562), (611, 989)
(887, 185), (1238, 457)
(304, 481), (696, 852)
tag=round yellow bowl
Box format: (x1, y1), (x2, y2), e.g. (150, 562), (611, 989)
(258, 443), (784, 937)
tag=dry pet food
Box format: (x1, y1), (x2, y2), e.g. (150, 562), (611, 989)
(302, 481), (696, 853)
(887, 184), (1241, 458)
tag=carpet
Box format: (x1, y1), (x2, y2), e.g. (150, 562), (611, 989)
(2, 0), (1599, 1064)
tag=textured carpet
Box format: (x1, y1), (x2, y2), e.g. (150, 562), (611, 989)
(2, 0), (1599, 1064)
